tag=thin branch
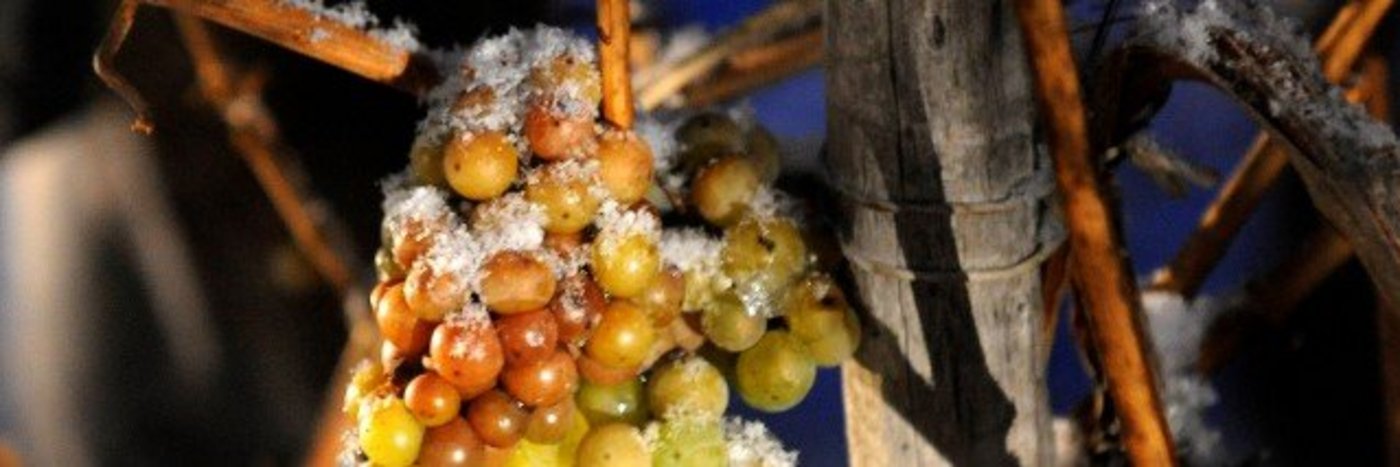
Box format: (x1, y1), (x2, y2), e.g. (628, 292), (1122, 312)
(597, 0), (633, 129)
(1147, 0), (1392, 298)
(96, 0), (438, 132)
(635, 0), (820, 110)
(174, 14), (366, 312)
(683, 30), (822, 108)
(1013, 0), (1176, 464)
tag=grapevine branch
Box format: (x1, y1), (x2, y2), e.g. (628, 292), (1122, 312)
(597, 0), (633, 129)
(1013, 0), (1177, 464)
(96, 0), (439, 131)
(1148, 0), (1392, 297)
(683, 29), (823, 108)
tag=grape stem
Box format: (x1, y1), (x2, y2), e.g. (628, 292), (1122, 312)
(1012, 0), (1178, 464)
(597, 0), (634, 130)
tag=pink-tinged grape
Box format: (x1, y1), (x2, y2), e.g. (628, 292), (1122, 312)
(549, 273), (606, 346)
(405, 372), (463, 427)
(646, 355), (728, 421)
(596, 130), (654, 205)
(502, 349), (579, 407)
(443, 131), (518, 201)
(784, 274), (861, 366)
(525, 105), (598, 161)
(735, 330), (817, 412)
(575, 423), (650, 467)
(358, 396), (426, 467)
(527, 162), (602, 234)
(722, 217), (808, 305)
(591, 232), (660, 299)
(692, 156), (760, 226)
(497, 310), (560, 365)
(429, 318), (506, 399)
(575, 379), (648, 426)
(376, 283), (434, 355)
(524, 397), (576, 444)
(576, 354), (640, 386)
(418, 417), (489, 466)
(404, 262), (466, 322)
(480, 251), (558, 314)
(584, 300), (656, 369)
(507, 408), (591, 467)
(651, 419), (728, 467)
(700, 291), (766, 352)
(468, 390), (529, 448)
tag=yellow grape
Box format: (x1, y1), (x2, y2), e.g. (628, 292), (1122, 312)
(691, 156), (759, 226)
(591, 233), (660, 299)
(358, 396), (426, 467)
(646, 355), (728, 421)
(444, 131), (518, 201)
(575, 423), (650, 467)
(700, 291), (766, 352)
(651, 419), (728, 467)
(784, 274), (861, 366)
(735, 330), (817, 412)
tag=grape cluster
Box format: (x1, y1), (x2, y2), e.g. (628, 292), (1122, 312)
(343, 27), (857, 467)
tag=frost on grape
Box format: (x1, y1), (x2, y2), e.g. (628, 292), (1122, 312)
(723, 417), (798, 467)
(636, 115), (681, 175)
(660, 228), (732, 310)
(1141, 291), (1231, 465)
(594, 200), (662, 246)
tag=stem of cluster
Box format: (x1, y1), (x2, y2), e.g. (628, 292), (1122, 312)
(597, 0), (634, 130)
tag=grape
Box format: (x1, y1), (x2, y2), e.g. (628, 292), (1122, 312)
(692, 156), (760, 226)
(646, 355), (728, 421)
(370, 279), (397, 316)
(480, 251), (558, 314)
(585, 300), (657, 369)
(651, 419), (728, 467)
(444, 131), (519, 201)
(468, 390), (529, 448)
(575, 423), (651, 467)
(530, 54), (602, 106)
(543, 231), (586, 259)
(390, 218), (436, 268)
(676, 113), (743, 166)
(358, 396), (426, 467)
(575, 379), (648, 426)
(669, 314), (708, 353)
(735, 330), (816, 412)
(549, 273), (606, 346)
(638, 267), (685, 327)
(525, 105), (598, 161)
(418, 417), (488, 466)
(343, 360), (386, 419)
(700, 291), (766, 352)
(405, 372), (463, 427)
(502, 349), (579, 407)
(497, 310), (560, 364)
(576, 354), (640, 386)
(376, 283), (433, 355)
(376, 247), (406, 282)
(596, 130), (654, 204)
(784, 275), (861, 366)
(744, 125), (781, 184)
(525, 397), (576, 444)
(429, 318), (505, 399)
(404, 262), (466, 322)
(591, 232), (660, 299)
(722, 217), (808, 307)
(381, 340), (409, 371)
(527, 162), (602, 234)
(409, 133), (449, 187)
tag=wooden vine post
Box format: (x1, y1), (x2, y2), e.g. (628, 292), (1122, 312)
(827, 0), (1054, 464)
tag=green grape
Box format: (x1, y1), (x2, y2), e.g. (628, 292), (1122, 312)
(722, 217), (808, 308)
(506, 408), (591, 467)
(735, 330), (816, 412)
(647, 355), (729, 421)
(575, 379), (649, 426)
(784, 275), (861, 366)
(700, 291), (766, 352)
(357, 396), (426, 467)
(375, 247), (405, 282)
(575, 423), (651, 467)
(409, 133), (448, 188)
(677, 113), (743, 155)
(651, 419), (729, 467)
(744, 125), (781, 184)
(691, 157), (760, 227)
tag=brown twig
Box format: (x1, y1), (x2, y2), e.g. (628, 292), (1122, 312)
(96, 0), (438, 132)
(1147, 0), (1392, 298)
(597, 0), (633, 129)
(1013, 0), (1176, 464)
(635, 0), (820, 110)
(683, 30), (822, 108)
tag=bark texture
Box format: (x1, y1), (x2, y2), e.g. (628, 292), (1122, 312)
(825, 0), (1054, 464)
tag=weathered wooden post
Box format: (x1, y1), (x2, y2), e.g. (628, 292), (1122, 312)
(826, 0), (1055, 464)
